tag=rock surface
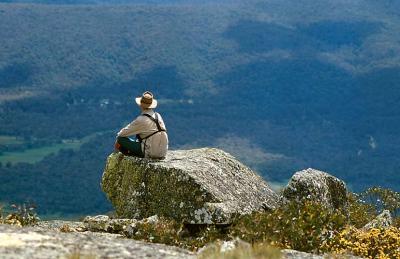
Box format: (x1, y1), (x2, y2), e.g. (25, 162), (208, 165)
(35, 220), (85, 230)
(83, 214), (162, 238)
(102, 148), (279, 224)
(362, 210), (393, 230)
(281, 249), (324, 258)
(282, 249), (361, 259)
(0, 223), (194, 259)
(34, 220), (87, 232)
(83, 215), (137, 233)
(282, 168), (348, 210)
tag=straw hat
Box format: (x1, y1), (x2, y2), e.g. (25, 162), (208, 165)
(135, 91), (158, 109)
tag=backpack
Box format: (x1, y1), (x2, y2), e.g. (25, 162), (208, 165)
(136, 113), (166, 142)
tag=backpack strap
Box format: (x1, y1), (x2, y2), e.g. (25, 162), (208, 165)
(142, 113), (164, 131)
(136, 113), (166, 142)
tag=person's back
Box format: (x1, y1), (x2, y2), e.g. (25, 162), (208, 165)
(136, 109), (168, 158)
(115, 91), (168, 159)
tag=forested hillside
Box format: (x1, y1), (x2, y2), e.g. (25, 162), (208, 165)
(0, 0), (400, 217)
(0, 0), (240, 5)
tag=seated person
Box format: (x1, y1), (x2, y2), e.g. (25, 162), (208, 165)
(115, 91), (168, 159)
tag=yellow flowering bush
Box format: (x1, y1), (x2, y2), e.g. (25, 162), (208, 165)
(325, 226), (400, 258)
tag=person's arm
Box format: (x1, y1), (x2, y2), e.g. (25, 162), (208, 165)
(117, 117), (146, 137)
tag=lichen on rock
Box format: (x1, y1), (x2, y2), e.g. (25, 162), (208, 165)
(101, 148), (279, 224)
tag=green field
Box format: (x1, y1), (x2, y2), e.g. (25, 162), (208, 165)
(0, 136), (24, 145)
(0, 133), (99, 165)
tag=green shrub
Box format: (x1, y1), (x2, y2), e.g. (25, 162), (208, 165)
(3, 203), (40, 226)
(230, 200), (347, 253)
(361, 187), (400, 216)
(394, 217), (400, 228)
(132, 217), (181, 246)
(346, 187), (400, 228)
(130, 217), (226, 251)
(346, 192), (376, 228)
(123, 188), (399, 255)
(183, 225), (227, 251)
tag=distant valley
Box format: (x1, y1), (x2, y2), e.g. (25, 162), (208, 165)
(0, 0), (399, 217)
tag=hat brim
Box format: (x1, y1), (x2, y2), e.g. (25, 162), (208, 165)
(135, 97), (158, 109)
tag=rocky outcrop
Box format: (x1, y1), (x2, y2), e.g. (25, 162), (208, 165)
(282, 168), (348, 210)
(83, 215), (137, 233)
(101, 148), (279, 224)
(83, 214), (161, 237)
(0, 223), (194, 259)
(0, 222), (362, 259)
(362, 210), (393, 230)
(34, 220), (87, 232)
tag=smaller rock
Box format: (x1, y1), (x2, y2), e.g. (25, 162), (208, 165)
(362, 210), (392, 231)
(123, 222), (139, 238)
(123, 215), (160, 238)
(281, 249), (323, 258)
(144, 215), (159, 224)
(83, 215), (137, 233)
(34, 220), (87, 232)
(282, 168), (348, 210)
(59, 224), (74, 233)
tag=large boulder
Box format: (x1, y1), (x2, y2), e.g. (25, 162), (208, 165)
(282, 168), (348, 210)
(101, 148), (279, 224)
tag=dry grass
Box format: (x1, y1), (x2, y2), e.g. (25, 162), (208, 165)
(65, 249), (97, 259)
(198, 243), (282, 259)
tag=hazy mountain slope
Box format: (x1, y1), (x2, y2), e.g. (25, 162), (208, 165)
(0, 0), (239, 4)
(0, 0), (400, 216)
(0, 3), (245, 96)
